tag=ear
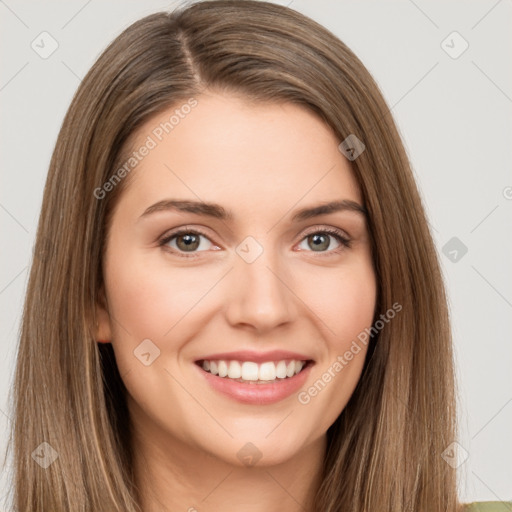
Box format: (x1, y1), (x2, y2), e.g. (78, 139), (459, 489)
(95, 284), (112, 343)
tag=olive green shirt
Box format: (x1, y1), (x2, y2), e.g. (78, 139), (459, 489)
(465, 503), (512, 511)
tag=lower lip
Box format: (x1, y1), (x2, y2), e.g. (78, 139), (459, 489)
(195, 362), (314, 405)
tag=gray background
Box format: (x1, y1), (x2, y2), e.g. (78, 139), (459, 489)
(1, 0), (511, 508)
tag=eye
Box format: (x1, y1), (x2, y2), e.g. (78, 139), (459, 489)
(159, 226), (351, 258)
(159, 228), (216, 257)
(297, 228), (351, 254)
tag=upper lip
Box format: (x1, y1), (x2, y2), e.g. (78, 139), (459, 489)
(195, 350), (314, 364)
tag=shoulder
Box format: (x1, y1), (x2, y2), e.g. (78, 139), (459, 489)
(463, 502), (512, 512)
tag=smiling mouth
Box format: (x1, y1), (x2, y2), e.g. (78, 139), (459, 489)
(195, 358), (314, 384)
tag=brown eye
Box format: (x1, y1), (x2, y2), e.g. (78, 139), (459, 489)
(175, 233), (201, 252)
(161, 229), (215, 256)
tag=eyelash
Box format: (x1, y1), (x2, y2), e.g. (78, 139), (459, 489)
(158, 226), (352, 259)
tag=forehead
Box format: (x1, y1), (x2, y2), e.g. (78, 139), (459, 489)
(115, 91), (362, 218)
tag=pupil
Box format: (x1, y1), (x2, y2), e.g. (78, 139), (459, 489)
(310, 234), (328, 251)
(178, 233), (199, 251)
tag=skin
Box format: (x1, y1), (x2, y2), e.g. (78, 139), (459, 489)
(96, 91), (377, 512)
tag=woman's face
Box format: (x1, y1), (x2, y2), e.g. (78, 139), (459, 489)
(98, 91), (376, 467)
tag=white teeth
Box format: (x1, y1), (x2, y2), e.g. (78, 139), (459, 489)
(241, 362), (259, 381)
(227, 360), (242, 379)
(258, 362), (276, 380)
(275, 360), (287, 379)
(218, 360), (228, 378)
(200, 359), (308, 382)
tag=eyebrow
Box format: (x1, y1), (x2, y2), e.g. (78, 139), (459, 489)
(139, 198), (367, 222)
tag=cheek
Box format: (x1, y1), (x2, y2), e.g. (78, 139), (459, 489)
(105, 252), (215, 341)
(334, 273), (376, 346)
(107, 248), (377, 342)
(106, 265), (165, 340)
(295, 259), (377, 350)
(294, 263), (376, 428)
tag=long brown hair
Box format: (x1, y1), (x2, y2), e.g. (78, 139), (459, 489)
(5, 1), (461, 510)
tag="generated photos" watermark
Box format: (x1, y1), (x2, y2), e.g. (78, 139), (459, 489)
(298, 302), (402, 404)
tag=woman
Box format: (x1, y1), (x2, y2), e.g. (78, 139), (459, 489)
(6, 1), (501, 510)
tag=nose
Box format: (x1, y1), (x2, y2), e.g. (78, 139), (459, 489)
(224, 243), (296, 333)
